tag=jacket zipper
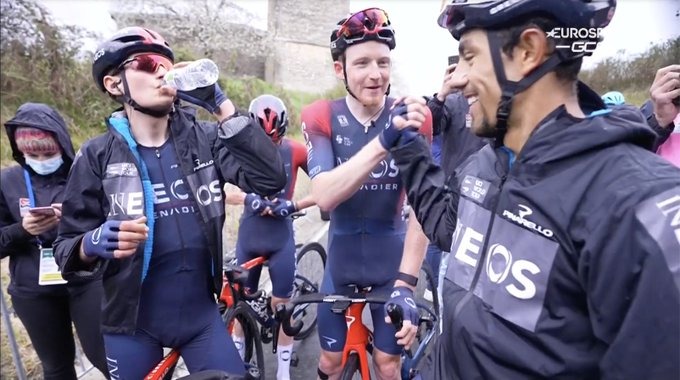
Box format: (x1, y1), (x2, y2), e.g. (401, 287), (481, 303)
(173, 142), (216, 283)
(156, 150), (187, 262)
(453, 174), (508, 318)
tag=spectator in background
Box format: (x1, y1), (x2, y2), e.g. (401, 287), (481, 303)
(425, 61), (487, 179)
(1, 103), (109, 380)
(641, 64), (679, 167)
(601, 90), (626, 108)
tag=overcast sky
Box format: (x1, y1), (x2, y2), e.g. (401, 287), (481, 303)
(40, 0), (680, 96)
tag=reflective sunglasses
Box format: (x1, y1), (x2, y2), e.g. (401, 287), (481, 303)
(337, 8), (393, 43)
(118, 53), (173, 74)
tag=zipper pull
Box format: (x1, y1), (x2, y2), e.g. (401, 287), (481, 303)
(155, 148), (160, 158)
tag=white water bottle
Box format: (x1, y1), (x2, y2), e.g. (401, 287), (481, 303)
(163, 58), (219, 91)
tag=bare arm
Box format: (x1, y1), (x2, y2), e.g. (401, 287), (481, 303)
(394, 208), (429, 290)
(311, 137), (388, 212)
(294, 194), (316, 211)
(225, 190), (247, 206)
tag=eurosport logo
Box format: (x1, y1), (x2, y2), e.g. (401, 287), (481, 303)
(546, 27), (604, 54)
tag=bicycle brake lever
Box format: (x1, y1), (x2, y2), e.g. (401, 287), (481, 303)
(275, 303), (303, 336)
(386, 303), (404, 331)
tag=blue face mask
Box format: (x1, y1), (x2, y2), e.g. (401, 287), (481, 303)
(25, 155), (64, 175)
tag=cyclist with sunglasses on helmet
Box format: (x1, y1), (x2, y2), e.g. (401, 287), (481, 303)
(53, 27), (286, 379)
(301, 8), (432, 380)
(381, 1), (680, 379)
(225, 94), (314, 380)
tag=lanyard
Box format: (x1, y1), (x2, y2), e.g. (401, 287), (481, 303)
(23, 169), (43, 247)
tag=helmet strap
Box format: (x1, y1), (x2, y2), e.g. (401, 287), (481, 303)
(487, 31), (565, 147)
(120, 72), (173, 118)
(342, 59), (361, 103)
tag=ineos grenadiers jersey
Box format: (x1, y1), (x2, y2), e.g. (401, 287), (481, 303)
(302, 98), (432, 288)
(237, 138), (307, 252)
(272, 138), (308, 202)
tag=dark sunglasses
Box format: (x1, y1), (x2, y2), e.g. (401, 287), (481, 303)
(118, 53), (173, 74)
(337, 8), (392, 43)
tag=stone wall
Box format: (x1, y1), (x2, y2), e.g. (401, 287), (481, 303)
(112, 0), (350, 94)
(266, 0), (349, 94)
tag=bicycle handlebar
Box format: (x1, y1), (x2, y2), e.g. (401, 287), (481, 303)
(386, 303), (404, 331)
(275, 292), (436, 337)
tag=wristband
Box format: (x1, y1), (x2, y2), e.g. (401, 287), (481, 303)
(397, 271), (418, 287)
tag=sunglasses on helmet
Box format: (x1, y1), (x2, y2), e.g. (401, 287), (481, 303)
(337, 8), (393, 44)
(118, 53), (173, 74)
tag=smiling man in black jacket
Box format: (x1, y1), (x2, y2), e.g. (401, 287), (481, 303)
(54, 27), (286, 379)
(379, 1), (680, 379)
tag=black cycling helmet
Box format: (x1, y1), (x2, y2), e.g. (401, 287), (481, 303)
(437, 0), (616, 145)
(439, 0), (615, 45)
(330, 8), (396, 62)
(248, 94), (288, 143)
(91, 27), (175, 117)
(92, 27), (174, 93)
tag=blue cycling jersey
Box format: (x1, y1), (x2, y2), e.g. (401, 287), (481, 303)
(236, 138), (308, 297)
(136, 138), (221, 343)
(302, 98), (407, 288)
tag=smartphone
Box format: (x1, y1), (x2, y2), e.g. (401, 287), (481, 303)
(28, 206), (56, 216)
(447, 55), (460, 74)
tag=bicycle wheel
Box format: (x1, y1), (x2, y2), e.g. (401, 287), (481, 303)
(339, 352), (362, 380)
(223, 302), (265, 379)
(291, 242), (327, 340)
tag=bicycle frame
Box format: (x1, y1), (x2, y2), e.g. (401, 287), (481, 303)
(279, 290), (438, 380)
(342, 302), (372, 379)
(144, 350), (180, 380)
(279, 292), (397, 379)
(219, 256), (267, 311)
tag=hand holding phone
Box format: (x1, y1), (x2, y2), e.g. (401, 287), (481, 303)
(23, 207), (59, 236)
(649, 64), (680, 126)
(29, 206), (56, 216)
(438, 55), (466, 101)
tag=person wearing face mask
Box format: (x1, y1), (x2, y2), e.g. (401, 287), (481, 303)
(0, 103), (109, 379)
(53, 27), (286, 379)
(301, 8), (433, 379)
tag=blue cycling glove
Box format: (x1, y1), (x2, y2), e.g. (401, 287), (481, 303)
(178, 83), (228, 114)
(271, 200), (297, 218)
(378, 104), (419, 150)
(82, 220), (123, 259)
(385, 286), (419, 327)
(244, 193), (268, 214)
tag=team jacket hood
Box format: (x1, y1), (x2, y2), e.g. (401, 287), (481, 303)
(4, 102), (76, 169)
